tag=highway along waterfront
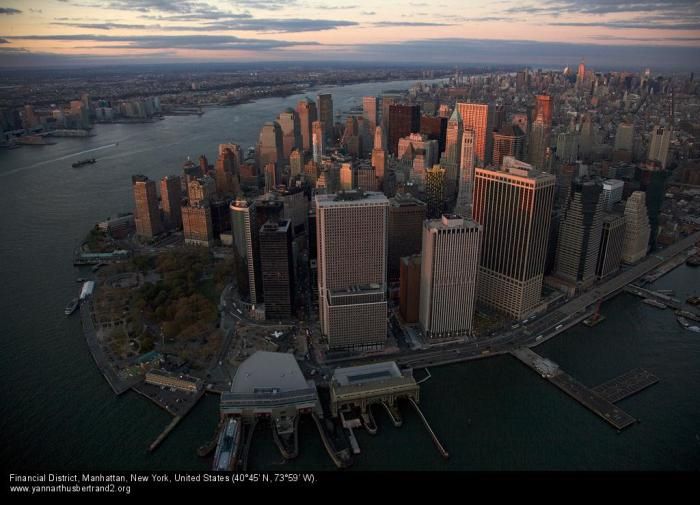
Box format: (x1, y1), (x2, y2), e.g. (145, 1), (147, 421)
(2, 78), (700, 471)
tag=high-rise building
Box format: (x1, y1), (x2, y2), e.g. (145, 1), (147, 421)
(534, 95), (552, 127)
(214, 148), (239, 195)
(601, 179), (624, 211)
(363, 96), (379, 148)
(528, 118), (550, 171)
(188, 176), (215, 206)
(553, 179), (603, 287)
(399, 254), (421, 323)
(614, 122), (634, 152)
(289, 149), (303, 178)
(182, 203), (214, 247)
(257, 121), (283, 174)
(312, 120), (324, 163)
(455, 129), (475, 217)
(317, 94), (333, 144)
(260, 219), (295, 321)
(492, 125), (525, 168)
(425, 165), (447, 219)
(277, 109), (301, 160)
(397, 133), (439, 169)
(419, 214), (482, 340)
(556, 132), (578, 163)
(381, 94), (400, 131)
(387, 104), (420, 157)
(371, 126), (386, 181)
(596, 212), (626, 279)
(316, 191), (389, 350)
(473, 165), (556, 319)
(387, 193), (426, 281)
(420, 115), (448, 154)
(132, 175), (163, 238)
(576, 59), (586, 89)
(160, 175), (183, 230)
(296, 98), (317, 152)
(647, 125), (672, 169)
(621, 191), (651, 263)
(456, 102), (494, 166)
(230, 198), (262, 305)
(340, 162), (353, 190)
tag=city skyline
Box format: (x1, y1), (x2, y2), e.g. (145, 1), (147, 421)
(1, 0), (700, 69)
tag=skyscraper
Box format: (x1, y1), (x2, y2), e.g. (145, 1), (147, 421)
(420, 115), (448, 154)
(456, 102), (494, 166)
(230, 198), (261, 305)
(553, 180), (603, 288)
(316, 191), (388, 350)
(442, 108), (463, 196)
(371, 126), (386, 181)
(601, 179), (624, 211)
(312, 120), (324, 163)
(596, 212), (626, 279)
(257, 121), (283, 173)
(621, 191), (651, 264)
(399, 255), (421, 324)
(492, 125), (525, 167)
(259, 219), (295, 321)
(419, 214), (482, 340)
(296, 98), (317, 152)
(363, 96), (379, 148)
(528, 97), (552, 171)
(425, 165), (447, 219)
(276, 109), (301, 160)
(160, 175), (183, 231)
(454, 129), (475, 217)
(473, 165), (556, 319)
(387, 193), (426, 281)
(214, 148), (239, 195)
(647, 125), (672, 169)
(317, 94), (333, 144)
(182, 203), (214, 247)
(132, 175), (163, 238)
(387, 104), (420, 157)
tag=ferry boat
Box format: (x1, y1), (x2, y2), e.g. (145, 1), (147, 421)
(72, 158), (96, 168)
(64, 298), (80, 316)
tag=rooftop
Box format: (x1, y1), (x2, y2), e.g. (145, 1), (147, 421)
(333, 361), (403, 387)
(230, 351), (309, 394)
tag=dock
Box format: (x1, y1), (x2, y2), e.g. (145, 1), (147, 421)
(592, 368), (659, 403)
(311, 413), (352, 468)
(511, 347), (637, 430)
(408, 399), (449, 459)
(148, 416), (182, 452)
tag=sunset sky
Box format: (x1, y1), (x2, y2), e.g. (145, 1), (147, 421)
(1, 0), (699, 69)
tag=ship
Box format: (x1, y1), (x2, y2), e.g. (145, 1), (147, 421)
(677, 316), (700, 333)
(642, 298), (667, 309)
(686, 255), (700, 267)
(64, 298), (80, 316)
(72, 158), (96, 168)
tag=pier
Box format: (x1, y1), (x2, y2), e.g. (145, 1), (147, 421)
(311, 413), (352, 468)
(148, 416), (182, 452)
(239, 419), (258, 472)
(408, 399), (449, 459)
(511, 347), (637, 430)
(592, 368), (659, 404)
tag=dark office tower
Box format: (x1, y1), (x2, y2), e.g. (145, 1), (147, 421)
(132, 175), (163, 238)
(556, 163), (577, 208)
(371, 126), (387, 181)
(492, 125), (525, 168)
(231, 198), (262, 305)
(425, 165), (447, 219)
(528, 96), (552, 171)
(420, 115), (448, 154)
(381, 94), (400, 131)
(260, 219), (295, 320)
(317, 94), (333, 144)
(215, 149), (238, 195)
(494, 103), (506, 130)
(554, 180), (603, 288)
(257, 121), (283, 173)
(596, 212), (626, 279)
(387, 194), (426, 281)
(387, 104), (420, 157)
(399, 255), (421, 323)
(639, 166), (668, 249)
(363, 96), (379, 147)
(296, 98), (317, 153)
(198, 154), (209, 174)
(456, 102), (494, 166)
(277, 109), (301, 161)
(210, 198), (232, 239)
(160, 175), (183, 231)
(383, 169), (397, 198)
(253, 196), (284, 233)
(473, 165), (556, 319)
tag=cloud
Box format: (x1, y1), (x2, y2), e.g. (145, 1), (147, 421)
(552, 21), (700, 30)
(227, 0), (300, 10)
(0, 7), (22, 14)
(0, 37), (8, 43)
(202, 18), (358, 32)
(372, 21), (454, 27)
(52, 22), (153, 30)
(2, 34), (320, 51)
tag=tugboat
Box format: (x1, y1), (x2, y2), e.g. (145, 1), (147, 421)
(64, 298), (80, 316)
(72, 158), (96, 168)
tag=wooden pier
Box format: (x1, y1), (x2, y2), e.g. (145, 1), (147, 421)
(592, 368), (659, 404)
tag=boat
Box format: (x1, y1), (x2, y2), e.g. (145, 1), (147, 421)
(642, 298), (667, 309)
(687, 296), (700, 306)
(76, 277), (88, 283)
(677, 316), (700, 333)
(72, 158), (96, 168)
(675, 310), (700, 322)
(686, 255), (700, 267)
(64, 298), (80, 315)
